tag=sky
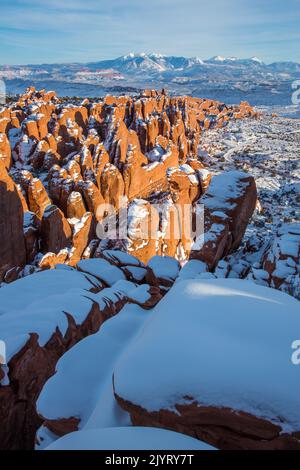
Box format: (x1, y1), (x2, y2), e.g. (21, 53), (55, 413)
(0, 0), (299, 65)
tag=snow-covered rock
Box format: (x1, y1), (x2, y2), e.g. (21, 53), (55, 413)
(191, 171), (257, 269)
(0, 265), (149, 450)
(45, 426), (215, 450)
(36, 304), (150, 449)
(114, 278), (300, 450)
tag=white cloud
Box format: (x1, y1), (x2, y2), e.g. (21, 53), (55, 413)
(0, 0), (299, 63)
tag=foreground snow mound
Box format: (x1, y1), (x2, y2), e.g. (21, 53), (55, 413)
(45, 426), (215, 450)
(0, 268), (102, 358)
(36, 304), (150, 449)
(0, 254), (163, 450)
(114, 279), (300, 450)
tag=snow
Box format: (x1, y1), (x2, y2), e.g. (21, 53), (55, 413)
(36, 304), (151, 449)
(251, 57), (263, 64)
(0, 269), (104, 360)
(179, 164), (198, 184)
(45, 426), (215, 450)
(102, 249), (143, 267)
(127, 199), (151, 241)
(198, 114), (300, 298)
(68, 191), (82, 203)
(77, 258), (126, 286)
(0, 269), (99, 317)
(178, 259), (207, 280)
(23, 211), (36, 230)
(122, 265), (147, 281)
(201, 170), (250, 211)
(146, 145), (164, 163)
(197, 168), (211, 180)
(200, 116), (299, 241)
(276, 226), (299, 258)
(114, 279), (300, 432)
(148, 256), (180, 282)
(113, 280), (151, 303)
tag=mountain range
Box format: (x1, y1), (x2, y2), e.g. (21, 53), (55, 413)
(1, 53), (300, 106)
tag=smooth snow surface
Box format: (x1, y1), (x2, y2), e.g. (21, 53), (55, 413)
(77, 258), (126, 285)
(45, 426), (215, 450)
(36, 304), (151, 449)
(114, 279), (300, 432)
(148, 256), (180, 281)
(0, 269), (102, 357)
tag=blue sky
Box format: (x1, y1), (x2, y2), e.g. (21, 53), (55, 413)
(0, 0), (299, 64)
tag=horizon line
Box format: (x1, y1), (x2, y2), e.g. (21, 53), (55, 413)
(1, 52), (299, 68)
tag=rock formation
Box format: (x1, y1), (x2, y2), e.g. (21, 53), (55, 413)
(0, 161), (26, 279)
(3, 87), (293, 452)
(0, 87), (258, 281)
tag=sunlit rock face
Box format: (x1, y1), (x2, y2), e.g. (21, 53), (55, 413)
(0, 86), (258, 279)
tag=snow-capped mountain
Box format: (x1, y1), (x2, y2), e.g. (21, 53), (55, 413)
(206, 55), (264, 66)
(86, 53), (205, 73)
(1, 53), (299, 106)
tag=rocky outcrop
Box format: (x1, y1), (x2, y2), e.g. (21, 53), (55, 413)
(28, 178), (51, 218)
(126, 199), (160, 264)
(40, 204), (72, 254)
(67, 212), (93, 266)
(0, 87), (298, 454)
(0, 87), (257, 278)
(0, 292), (126, 449)
(114, 396), (300, 450)
(263, 223), (300, 292)
(0, 162), (26, 279)
(190, 171), (257, 269)
(0, 133), (12, 168)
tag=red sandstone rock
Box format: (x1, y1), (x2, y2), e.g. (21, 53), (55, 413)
(191, 171), (257, 269)
(114, 395), (300, 450)
(40, 204), (72, 254)
(0, 162), (26, 278)
(0, 87), (257, 279)
(79, 181), (105, 221)
(67, 191), (87, 220)
(0, 133), (12, 168)
(0, 269), (125, 449)
(39, 249), (69, 270)
(28, 178), (52, 219)
(30, 139), (49, 169)
(67, 212), (94, 266)
(100, 163), (125, 210)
